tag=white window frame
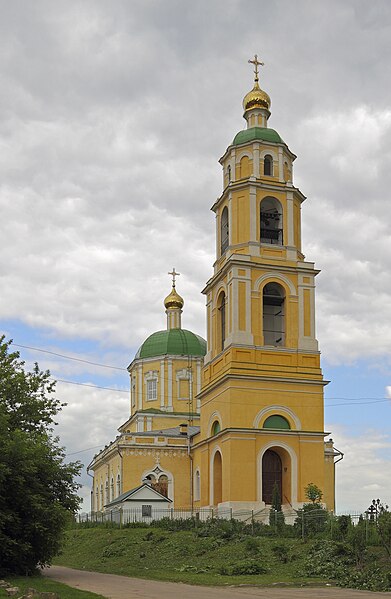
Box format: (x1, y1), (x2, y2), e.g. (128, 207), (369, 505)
(144, 370), (158, 401)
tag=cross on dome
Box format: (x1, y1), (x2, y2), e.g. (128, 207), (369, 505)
(248, 54), (264, 83)
(168, 268), (180, 288)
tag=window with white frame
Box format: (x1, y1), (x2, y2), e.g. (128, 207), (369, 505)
(145, 371), (158, 401)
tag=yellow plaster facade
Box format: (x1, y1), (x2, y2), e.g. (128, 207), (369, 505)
(89, 61), (340, 516)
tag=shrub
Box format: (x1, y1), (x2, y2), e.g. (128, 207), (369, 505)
(244, 537), (260, 553)
(220, 559), (269, 576)
(272, 543), (289, 563)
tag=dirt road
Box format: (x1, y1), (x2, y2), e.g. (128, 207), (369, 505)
(44, 565), (391, 599)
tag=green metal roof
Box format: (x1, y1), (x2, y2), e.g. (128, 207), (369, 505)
(232, 127), (283, 146)
(135, 329), (207, 359)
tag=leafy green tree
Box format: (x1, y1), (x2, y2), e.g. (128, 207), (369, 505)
(371, 499), (391, 560)
(269, 482), (285, 530)
(0, 336), (81, 575)
(304, 482), (323, 504)
(347, 518), (367, 568)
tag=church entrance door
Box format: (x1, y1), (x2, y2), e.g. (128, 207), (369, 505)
(262, 449), (282, 504)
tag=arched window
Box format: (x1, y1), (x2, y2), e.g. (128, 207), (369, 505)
(100, 484), (103, 509)
(221, 207), (229, 254)
(217, 292), (226, 352)
(110, 477), (114, 501)
(227, 165), (231, 182)
(264, 154), (273, 176)
(105, 480), (109, 504)
(212, 451), (222, 505)
(239, 155), (250, 178)
(95, 486), (99, 511)
(263, 415), (291, 429)
(194, 470), (200, 501)
(158, 475), (169, 497)
(211, 420), (221, 436)
(116, 474), (121, 497)
(260, 197), (283, 245)
(263, 283), (285, 346)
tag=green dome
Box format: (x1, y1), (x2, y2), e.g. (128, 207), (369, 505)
(232, 127), (283, 146)
(135, 329), (207, 359)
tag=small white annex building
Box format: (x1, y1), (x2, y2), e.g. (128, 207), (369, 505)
(104, 483), (172, 523)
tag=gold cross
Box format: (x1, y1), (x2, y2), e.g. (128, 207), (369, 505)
(248, 54), (264, 82)
(168, 267), (180, 287)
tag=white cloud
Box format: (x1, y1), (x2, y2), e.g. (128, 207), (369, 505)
(328, 424), (391, 513)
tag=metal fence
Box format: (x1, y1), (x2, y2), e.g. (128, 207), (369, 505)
(77, 506), (377, 540)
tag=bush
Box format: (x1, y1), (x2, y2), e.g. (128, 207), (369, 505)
(294, 503), (329, 537)
(220, 559), (269, 576)
(272, 543), (289, 563)
(244, 537), (260, 553)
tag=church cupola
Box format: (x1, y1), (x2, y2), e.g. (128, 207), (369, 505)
(243, 55), (271, 128)
(164, 268), (184, 330)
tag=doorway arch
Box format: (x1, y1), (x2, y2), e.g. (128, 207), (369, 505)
(262, 449), (282, 504)
(258, 442), (297, 506)
(211, 450), (222, 506)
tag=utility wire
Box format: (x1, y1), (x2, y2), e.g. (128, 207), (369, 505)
(13, 343), (127, 371)
(51, 378), (129, 393)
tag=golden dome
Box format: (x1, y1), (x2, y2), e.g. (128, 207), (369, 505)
(243, 80), (271, 112)
(164, 286), (184, 310)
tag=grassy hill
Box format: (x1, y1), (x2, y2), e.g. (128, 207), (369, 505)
(53, 519), (391, 591)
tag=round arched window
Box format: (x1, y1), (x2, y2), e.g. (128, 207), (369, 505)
(263, 415), (290, 429)
(211, 420), (221, 436)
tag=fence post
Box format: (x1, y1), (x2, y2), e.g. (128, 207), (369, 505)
(119, 507), (123, 529)
(170, 508), (174, 520)
(211, 508), (214, 520)
(230, 507), (233, 520)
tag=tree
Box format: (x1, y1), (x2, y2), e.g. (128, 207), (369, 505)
(294, 485), (327, 538)
(0, 336), (81, 575)
(269, 481), (285, 530)
(370, 499), (391, 560)
(304, 482), (323, 504)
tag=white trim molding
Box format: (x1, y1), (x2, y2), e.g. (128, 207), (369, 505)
(209, 445), (223, 506)
(253, 405), (301, 430)
(257, 441), (298, 506)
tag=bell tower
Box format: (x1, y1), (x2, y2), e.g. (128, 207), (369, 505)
(193, 57), (336, 512)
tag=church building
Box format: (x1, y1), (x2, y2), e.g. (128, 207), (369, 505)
(89, 57), (341, 516)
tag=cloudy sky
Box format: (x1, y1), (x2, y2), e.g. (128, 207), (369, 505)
(1, 0), (390, 514)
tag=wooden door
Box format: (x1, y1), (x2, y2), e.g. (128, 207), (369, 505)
(262, 449), (282, 504)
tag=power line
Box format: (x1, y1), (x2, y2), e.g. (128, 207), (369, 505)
(52, 378), (129, 393)
(13, 343), (127, 371)
(66, 445), (106, 457)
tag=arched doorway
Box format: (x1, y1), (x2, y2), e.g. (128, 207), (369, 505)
(262, 449), (282, 504)
(213, 451), (222, 505)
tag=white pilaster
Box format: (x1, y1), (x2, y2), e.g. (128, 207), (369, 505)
(253, 144), (260, 178)
(249, 186), (257, 242)
(278, 146), (284, 182)
(167, 359), (173, 411)
(138, 364), (143, 410)
(196, 358), (201, 412)
(286, 193), (294, 247)
(160, 359), (165, 410)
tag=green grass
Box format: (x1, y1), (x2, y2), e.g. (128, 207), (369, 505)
(0, 575), (106, 598)
(53, 527), (328, 587)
